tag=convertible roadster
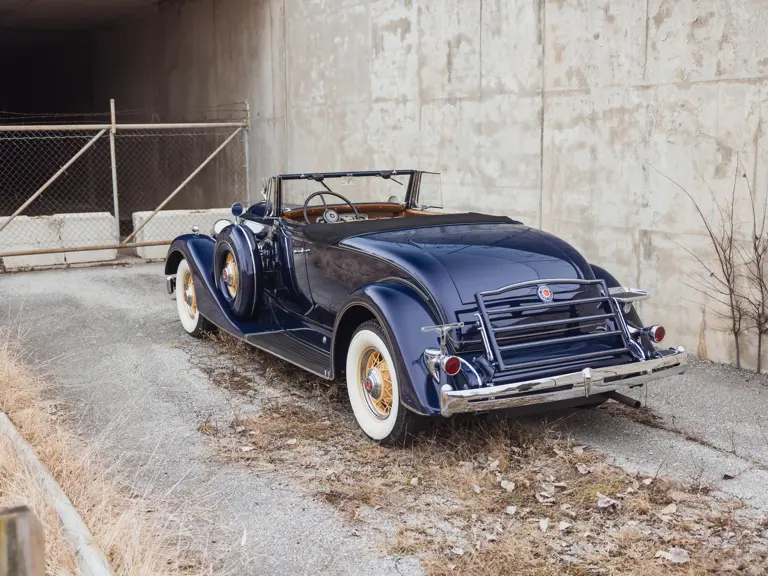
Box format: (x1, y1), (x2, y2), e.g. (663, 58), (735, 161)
(165, 170), (688, 445)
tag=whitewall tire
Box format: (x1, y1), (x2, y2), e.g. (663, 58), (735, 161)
(175, 259), (215, 338)
(345, 320), (426, 446)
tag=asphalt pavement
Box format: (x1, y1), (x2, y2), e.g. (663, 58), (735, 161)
(0, 262), (422, 575)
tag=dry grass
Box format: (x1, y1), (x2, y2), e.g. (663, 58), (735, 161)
(0, 335), (212, 575)
(201, 333), (768, 576)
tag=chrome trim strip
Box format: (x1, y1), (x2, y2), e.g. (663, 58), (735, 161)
(608, 287), (650, 303)
(457, 356), (483, 388)
(486, 296), (610, 316)
(245, 333), (333, 381)
(478, 277), (604, 297)
(498, 329), (623, 352)
(439, 347), (688, 416)
(494, 312), (615, 333)
(474, 313), (494, 363)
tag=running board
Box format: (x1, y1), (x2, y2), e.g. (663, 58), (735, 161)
(245, 332), (332, 379)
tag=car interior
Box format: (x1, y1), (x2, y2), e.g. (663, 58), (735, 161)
(281, 202), (443, 224)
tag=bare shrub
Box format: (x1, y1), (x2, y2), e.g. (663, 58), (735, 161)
(653, 165), (747, 368)
(738, 157), (768, 371)
(656, 156), (768, 371)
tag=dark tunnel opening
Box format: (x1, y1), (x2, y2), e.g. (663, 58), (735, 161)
(0, 28), (113, 219)
(0, 29), (97, 118)
(0, 14), (244, 237)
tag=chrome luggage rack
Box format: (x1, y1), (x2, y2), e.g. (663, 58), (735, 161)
(473, 278), (634, 378)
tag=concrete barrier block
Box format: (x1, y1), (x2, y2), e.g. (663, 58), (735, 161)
(55, 213), (118, 264)
(0, 216), (65, 270)
(132, 209), (232, 260)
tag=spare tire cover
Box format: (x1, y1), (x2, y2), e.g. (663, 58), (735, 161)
(214, 224), (263, 319)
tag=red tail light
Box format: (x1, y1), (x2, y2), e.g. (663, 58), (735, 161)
(442, 356), (461, 376)
(649, 325), (665, 343)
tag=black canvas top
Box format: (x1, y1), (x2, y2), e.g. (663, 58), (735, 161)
(302, 212), (521, 245)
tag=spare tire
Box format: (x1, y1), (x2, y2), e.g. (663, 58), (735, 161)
(214, 224), (263, 319)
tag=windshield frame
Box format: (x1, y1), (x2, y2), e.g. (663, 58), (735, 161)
(275, 170), (420, 216)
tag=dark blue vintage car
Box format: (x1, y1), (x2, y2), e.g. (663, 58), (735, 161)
(165, 170), (687, 445)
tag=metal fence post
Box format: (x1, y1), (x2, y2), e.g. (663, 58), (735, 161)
(109, 99), (120, 243)
(244, 100), (252, 206)
(0, 506), (44, 576)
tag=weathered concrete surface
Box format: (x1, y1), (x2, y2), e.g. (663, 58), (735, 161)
(57, 213), (117, 264)
(0, 213), (117, 270)
(0, 215), (65, 269)
(0, 263), (422, 575)
(92, 0), (768, 370)
(569, 357), (768, 511)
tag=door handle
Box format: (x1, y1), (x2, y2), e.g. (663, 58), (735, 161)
(293, 248), (310, 254)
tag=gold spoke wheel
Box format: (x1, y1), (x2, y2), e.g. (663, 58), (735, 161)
(223, 252), (239, 298)
(183, 271), (197, 316)
(358, 347), (394, 419)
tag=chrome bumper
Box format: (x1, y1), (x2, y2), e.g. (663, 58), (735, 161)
(440, 347), (688, 416)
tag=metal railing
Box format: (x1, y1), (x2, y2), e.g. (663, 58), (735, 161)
(0, 100), (250, 262)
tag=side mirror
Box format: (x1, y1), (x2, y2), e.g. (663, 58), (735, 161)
(231, 202), (244, 217)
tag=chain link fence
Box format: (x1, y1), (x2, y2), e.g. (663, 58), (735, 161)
(0, 103), (249, 268)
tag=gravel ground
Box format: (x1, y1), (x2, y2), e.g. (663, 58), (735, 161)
(567, 360), (768, 512)
(2, 262), (768, 572)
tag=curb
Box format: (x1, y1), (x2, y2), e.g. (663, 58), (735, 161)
(0, 410), (113, 576)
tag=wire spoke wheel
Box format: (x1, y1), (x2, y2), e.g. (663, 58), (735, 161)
(358, 346), (394, 419)
(175, 258), (215, 338)
(182, 268), (197, 318)
(223, 252), (239, 299)
(346, 320), (426, 445)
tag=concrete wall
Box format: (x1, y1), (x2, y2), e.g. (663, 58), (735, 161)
(94, 0), (768, 369)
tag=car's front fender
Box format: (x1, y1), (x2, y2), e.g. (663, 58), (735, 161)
(335, 281), (444, 416)
(165, 235), (250, 337)
(165, 234), (215, 277)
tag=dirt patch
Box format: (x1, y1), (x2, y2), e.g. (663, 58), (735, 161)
(599, 400), (664, 428)
(199, 334), (768, 575)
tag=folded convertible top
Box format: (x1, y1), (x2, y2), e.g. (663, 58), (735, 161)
(303, 212), (521, 245)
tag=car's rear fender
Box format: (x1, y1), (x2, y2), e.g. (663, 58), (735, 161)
(333, 281), (444, 416)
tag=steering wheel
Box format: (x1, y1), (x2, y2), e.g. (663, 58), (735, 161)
(303, 191), (361, 224)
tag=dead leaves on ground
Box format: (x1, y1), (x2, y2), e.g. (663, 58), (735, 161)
(210, 401), (768, 575)
(200, 336), (768, 575)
